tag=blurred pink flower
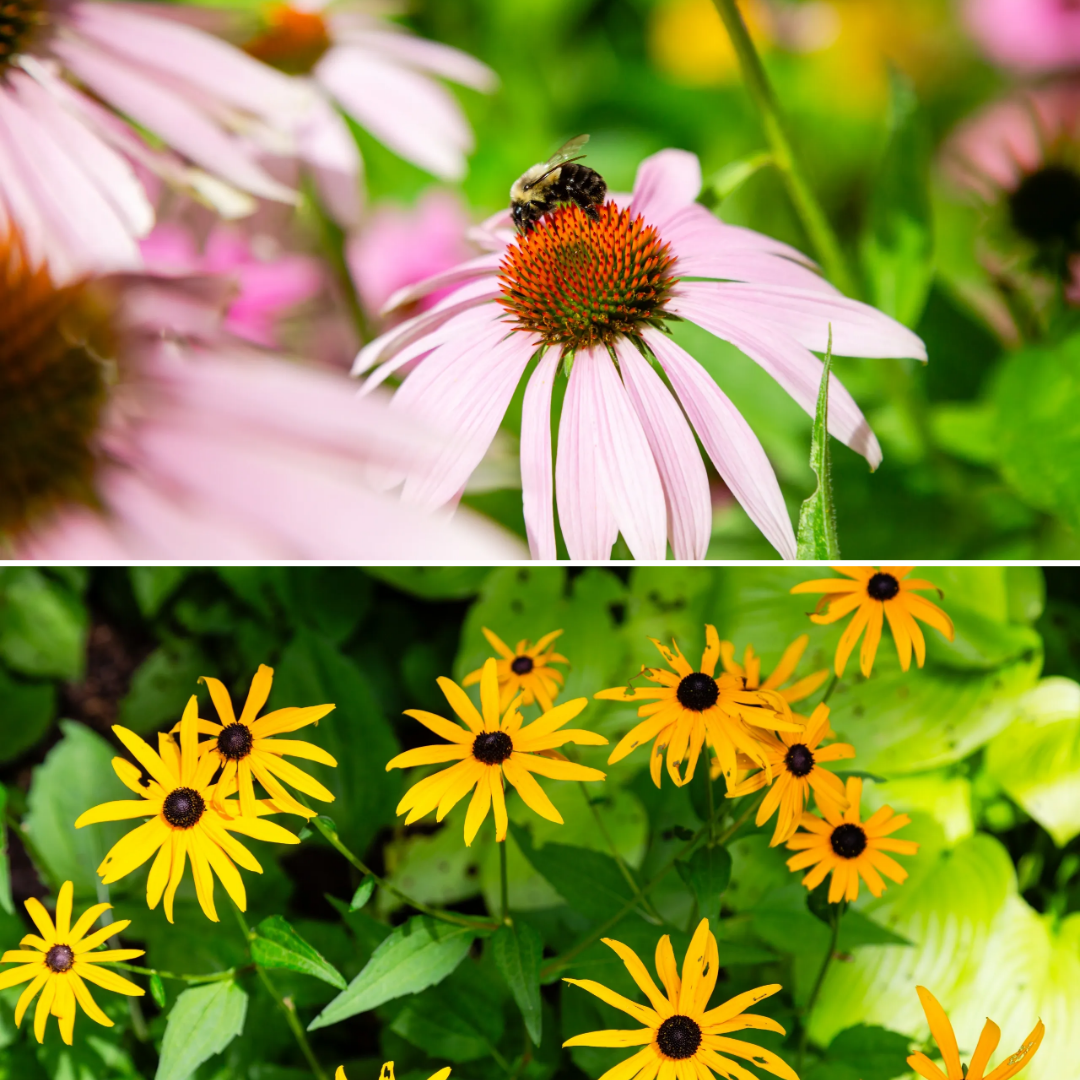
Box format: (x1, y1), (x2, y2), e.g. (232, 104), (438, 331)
(346, 189), (473, 318)
(0, 1), (314, 282)
(1, 232), (522, 559)
(245, 1), (497, 226)
(140, 222), (323, 347)
(353, 150), (926, 562)
(962, 0), (1080, 74)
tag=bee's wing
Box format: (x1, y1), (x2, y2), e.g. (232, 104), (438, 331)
(544, 133), (590, 169)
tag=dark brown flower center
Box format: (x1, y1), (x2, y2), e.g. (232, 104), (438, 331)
(0, 239), (115, 539)
(784, 743), (815, 777)
(472, 730), (513, 765)
(499, 203), (677, 351)
(830, 822), (867, 859)
(0, 0), (45, 73)
(1009, 164), (1080, 257)
(163, 787), (205, 829)
(656, 1014), (702, 1060)
(511, 655), (534, 675)
(866, 573), (899, 601)
(217, 722), (254, 761)
(676, 672), (719, 712)
(44, 944), (74, 973)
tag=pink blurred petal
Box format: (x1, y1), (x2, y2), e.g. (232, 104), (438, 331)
(520, 350), (559, 560)
(616, 339), (712, 560)
(963, 0), (1080, 74)
(335, 27), (497, 90)
(138, 222), (199, 271)
(375, 251), (500, 315)
(631, 149), (702, 232)
(296, 93), (365, 228)
(645, 328), (796, 560)
(664, 203), (816, 264)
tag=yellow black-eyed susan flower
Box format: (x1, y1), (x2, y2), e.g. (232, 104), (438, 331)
(908, 986), (1043, 1080)
(75, 695), (300, 922)
(718, 634), (830, 705)
(177, 664), (336, 819)
(726, 703), (853, 846)
(0, 880), (144, 1045)
(388, 658), (607, 846)
(791, 567), (954, 678)
(464, 627), (568, 711)
(785, 776), (918, 903)
(596, 625), (801, 789)
(563, 918), (798, 1080)
(336, 1065), (451, 1080)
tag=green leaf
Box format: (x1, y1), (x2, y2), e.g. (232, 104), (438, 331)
(149, 973), (166, 1010)
(0, 667), (55, 765)
(25, 721), (131, 893)
(492, 923), (543, 1045)
(130, 568), (191, 617)
(818, 1025), (912, 1080)
(117, 641), (207, 735)
(860, 69), (933, 327)
(154, 981), (248, 1080)
(510, 822), (636, 922)
(985, 677), (1080, 845)
(0, 569), (86, 679)
(924, 604), (1042, 672)
(350, 877), (375, 911)
(675, 845), (732, 920)
(308, 915), (479, 1030)
(365, 566), (492, 599)
(250, 915), (347, 989)
(701, 152), (774, 205)
(796, 335), (839, 559)
(0, 787), (11, 916)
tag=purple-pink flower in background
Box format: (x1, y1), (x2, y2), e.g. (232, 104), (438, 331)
(140, 222), (323, 348)
(0, 0), (313, 281)
(353, 150), (926, 562)
(962, 0), (1080, 75)
(0, 228), (522, 559)
(245, 0), (497, 227)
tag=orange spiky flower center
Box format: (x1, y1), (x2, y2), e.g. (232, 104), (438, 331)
(0, 0), (45, 74)
(0, 235), (115, 538)
(498, 203), (678, 352)
(245, 4), (331, 74)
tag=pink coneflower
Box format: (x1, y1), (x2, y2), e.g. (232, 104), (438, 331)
(0, 0), (313, 281)
(245, 1), (496, 227)
(962, 0), (1080, 75)
(353, 149), (926, 561)
(944, 82), (1080, 295)
(0, 230), (522, 559)
(140, 221), (323, 348)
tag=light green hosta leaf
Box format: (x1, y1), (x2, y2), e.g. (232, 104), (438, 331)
(864, 772), (974, 843)
(809, 833), (1015, 1046)
(154, 981), (248, 1080)
(985, 677), (1080, 845)
(827, 648), (1041, 775)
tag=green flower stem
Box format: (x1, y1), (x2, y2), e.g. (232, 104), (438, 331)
(798, 905), (843, 1070)
(499, 838), (511, 926)
(232, 904), (330, 1080)
(819, 673), (841, 706)
(541, 791), (764, 979)
(710, 0), (858, 297)
(311, 815), (498, 931)
(706, 773), (718, 844)
(109, 962), (239, 984)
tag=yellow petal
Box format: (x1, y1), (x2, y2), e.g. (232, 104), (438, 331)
(437, 677), (484, 733)
(502, 756), (563, 825)
(69, 972), (113, 1027)
(75, 800), (156, 828)
(23, 897), (56, 943)
(112, 724), (175, 789)
(563, 1029), (655, 1048)
(201, 675), (238, 727)
(76, 963), (145, 997)
(239, 665), (274, 727)
(463, 773), (492, 846)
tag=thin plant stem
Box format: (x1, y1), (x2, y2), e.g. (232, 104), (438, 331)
(819, 673), (840, 706)
(706, 773), (717, 845)
(110, 962), (239, 984)
(499, 839), (511, 927)
(710, 0), (858, 297)
(798, 908), (842, 1070)
(93, 880), (148, 1042)
(232, 903), (330, 1080)
(311, 815), (498, 930)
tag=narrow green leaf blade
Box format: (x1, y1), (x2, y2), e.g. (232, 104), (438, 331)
(492, 923), (543, 1045)
(675, 845), (732, 920)
(796, 335), (840, 559)
(154, 981), (247, 1080)
(350, 876), (375, 911)
(308, 915), (478, 1030)
(149, 973), (166, 1010)
(250, 915), (346, 989)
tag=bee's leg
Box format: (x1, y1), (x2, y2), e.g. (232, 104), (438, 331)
(582, 201), (601, 223)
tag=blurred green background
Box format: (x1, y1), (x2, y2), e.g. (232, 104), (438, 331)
(0, 565), (1077, 1078)
(335, 0), (1079, 558)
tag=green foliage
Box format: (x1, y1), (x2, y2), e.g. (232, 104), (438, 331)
(0, 570), (85, 680)
(796, 338), (840, 559)
(675, 844), (732, 920)
(117, 641), (207, 735)
(0, 668), (54, 765)
(155, 981), (248, 1080)
(250, 916), (347, 989)
(806, 1024), (912, 1080)
(492, 922), (543, 1045)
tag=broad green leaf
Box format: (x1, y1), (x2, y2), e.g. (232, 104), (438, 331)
(250, 915), (346, 989)
(25, 721), (131, 894)
(796, 337), (839, 559)
(130, 567), (190, 617)
(366, 566), (492, 599)
(0, 569), (86, 679)
(985, 677), (1080, 844)
(924, 604), (1042, 672)
(809, 1025), (911, 1080)
(675, 844), (732, 920)
(0, 667), (54, 765)
(493, 923), (543, 1044)
(350, 877), (375, 910)
(117, 641), (207, 735)
(510, 823), (637, 922)
(309, 915), (479, 1030)
(860, 69), (933, 327)
(154, 981), (248, 1080)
